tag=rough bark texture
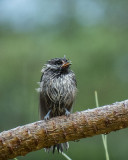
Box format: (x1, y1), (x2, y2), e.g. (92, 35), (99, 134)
(0, 100), (128, 159)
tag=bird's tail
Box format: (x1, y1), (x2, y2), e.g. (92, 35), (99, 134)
(44, 142), (69, 153)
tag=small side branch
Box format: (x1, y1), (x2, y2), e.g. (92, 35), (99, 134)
(0, 100), (128, 159)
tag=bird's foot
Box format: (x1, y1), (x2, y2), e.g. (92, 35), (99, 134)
(65, 108), (70, 117)
(44, 110), (51, 120)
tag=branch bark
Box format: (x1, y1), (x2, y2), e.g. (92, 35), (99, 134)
(0, 100), (128, 159)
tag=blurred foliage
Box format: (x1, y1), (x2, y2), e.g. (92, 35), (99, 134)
(0, 0), (128, 160)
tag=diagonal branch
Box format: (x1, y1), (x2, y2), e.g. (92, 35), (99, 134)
(0, 100), (128, 159)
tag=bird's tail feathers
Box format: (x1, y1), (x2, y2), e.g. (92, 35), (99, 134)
(44, 142), (69, 153)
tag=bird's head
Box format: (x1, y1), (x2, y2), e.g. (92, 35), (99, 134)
(44, 57), (71, 74)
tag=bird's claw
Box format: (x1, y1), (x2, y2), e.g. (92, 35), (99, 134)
(44, 110), (51, 120)
(65, 109), (70, 117)
(44, 115), (50, 120)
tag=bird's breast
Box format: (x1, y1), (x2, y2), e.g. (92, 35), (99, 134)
(42, 73), (77, 106)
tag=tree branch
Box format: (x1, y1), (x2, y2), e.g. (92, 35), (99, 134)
(0, 100), (128, 159)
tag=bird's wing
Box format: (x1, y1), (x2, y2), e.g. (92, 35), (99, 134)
(39, 92), (50, 119)
(39, 72), (50, 120)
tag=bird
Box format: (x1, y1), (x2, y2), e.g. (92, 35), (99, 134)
(37, 56), (77, 153)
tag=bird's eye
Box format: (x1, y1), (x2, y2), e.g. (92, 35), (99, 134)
(56, 61), (62, 65)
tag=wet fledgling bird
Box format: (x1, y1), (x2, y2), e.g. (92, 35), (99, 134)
(37, 56), (77, 153)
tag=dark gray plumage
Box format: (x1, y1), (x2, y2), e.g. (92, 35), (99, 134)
(37, 57), (77, 153)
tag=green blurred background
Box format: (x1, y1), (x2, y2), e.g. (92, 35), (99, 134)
(0, 0), (128, 159)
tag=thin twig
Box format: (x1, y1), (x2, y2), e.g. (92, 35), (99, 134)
(61, 152), (72, 160)
(95, 91), (110, 160)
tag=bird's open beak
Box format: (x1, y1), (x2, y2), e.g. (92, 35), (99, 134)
(61, 61), (71, 68)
